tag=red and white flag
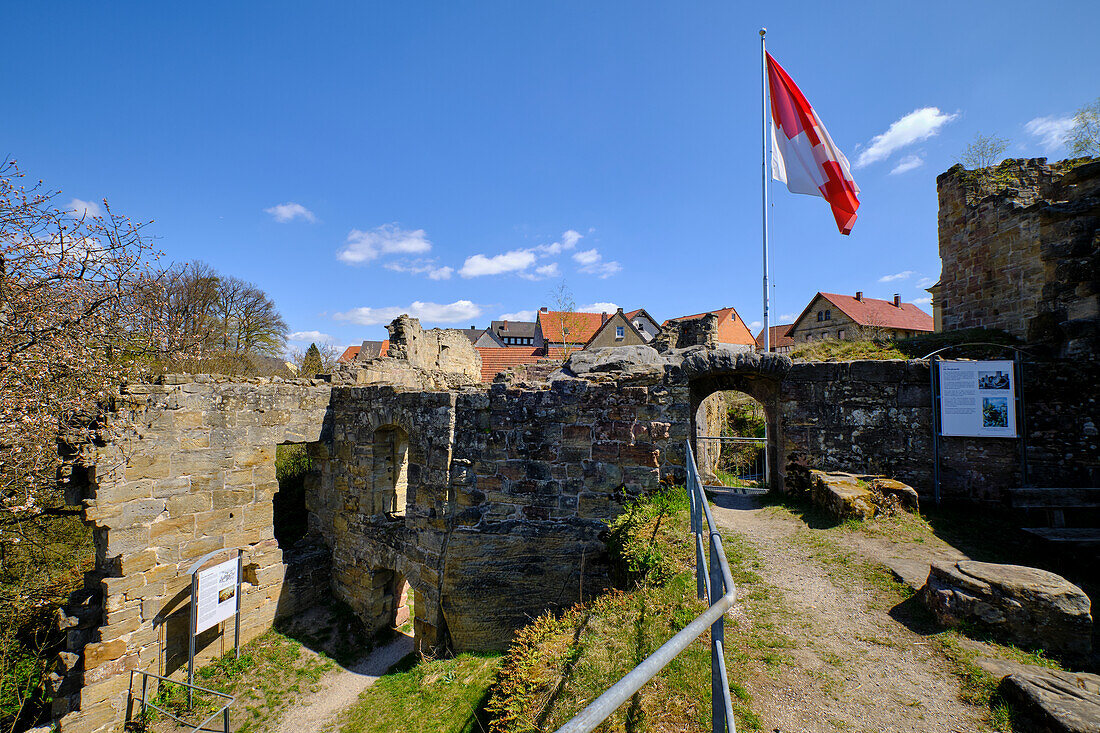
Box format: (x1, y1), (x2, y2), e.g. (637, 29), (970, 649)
(767, 52), (860, 235)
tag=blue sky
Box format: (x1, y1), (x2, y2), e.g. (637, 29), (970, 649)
(3, 2), (1096, 350)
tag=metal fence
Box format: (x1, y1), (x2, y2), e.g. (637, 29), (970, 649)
(126, 669), (234, 733)
(553, 440), (739, 733)
(696, 435), (767, 485)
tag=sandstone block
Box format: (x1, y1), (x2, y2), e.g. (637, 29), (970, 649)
(921, 561), (1093, 657)
(82, 639), (128, 670)
(809, 471), (876, 520)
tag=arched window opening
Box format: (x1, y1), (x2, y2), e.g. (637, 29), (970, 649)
(373, 425), (410, 517)
(824, 309), (831, 321)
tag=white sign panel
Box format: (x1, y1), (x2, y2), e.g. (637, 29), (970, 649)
(195, 557), (238, 634)
(937, 360), (1017, 438)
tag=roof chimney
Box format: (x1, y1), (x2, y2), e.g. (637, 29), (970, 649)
(502, 320), (508, 330)
(540, 306), (548, 313)
(616, 307), (624, 314)
(893, 294), (901, 307)
(855, 291), (864, 302)
(602, 312), (608, 323)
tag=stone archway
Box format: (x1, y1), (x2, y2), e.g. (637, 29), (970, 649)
(679, 348), (791, 491)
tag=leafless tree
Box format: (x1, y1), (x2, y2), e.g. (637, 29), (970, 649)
(1069, 98), (1100, 157)
(961, 132), (1009, 170)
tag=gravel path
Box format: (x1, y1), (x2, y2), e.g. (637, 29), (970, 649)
(273, 632), (414, 733)
(709, 492), (989, 733)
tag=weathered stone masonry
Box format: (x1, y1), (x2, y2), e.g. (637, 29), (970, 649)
(57, 376), (333, 733)
(60, 343), (1092, 732)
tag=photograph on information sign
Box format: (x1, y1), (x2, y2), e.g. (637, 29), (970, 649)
(978, 370), (1010, 390)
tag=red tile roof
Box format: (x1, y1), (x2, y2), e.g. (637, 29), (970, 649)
(338, 345), (360, 362)
(814, 293), (933, 332)
(476, 346), (567, 383)
(663, 306), (756, 346)
(755, 324), (795, 349)
(536, 311), (610, 344)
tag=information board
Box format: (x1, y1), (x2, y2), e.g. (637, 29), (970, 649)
(937, 360), (1017, 438)
(195, 557), (239, 634)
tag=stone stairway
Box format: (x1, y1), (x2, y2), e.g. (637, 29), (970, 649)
(1005, 488), (1100, 557)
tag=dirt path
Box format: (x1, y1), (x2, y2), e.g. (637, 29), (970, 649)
(709, 493), (988, 733)
(273, 632), (414, 733)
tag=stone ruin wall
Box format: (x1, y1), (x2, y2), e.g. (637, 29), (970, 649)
(57, 376), (333, 733)
(309, 368), (690, 656)
(57, 343), (1069, 733)
(937, 158), (1099, 358)
(936, 158), (1100, 488)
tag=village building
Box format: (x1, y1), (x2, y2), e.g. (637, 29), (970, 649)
(584, 308), (648, 349)
(535, 308), (610, 349)
(662, 306), (756, 350)
(625, 308), (661, 342)
(755, 324), (795, 353)
(787, 292), (933, 343)
(353, 339), (390, 361)
(490, 320), (537, 346)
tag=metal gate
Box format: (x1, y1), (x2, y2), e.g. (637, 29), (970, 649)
(696, 436), (767, 487)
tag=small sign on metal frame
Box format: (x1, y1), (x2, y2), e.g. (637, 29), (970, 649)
(186, 548), (243, 704)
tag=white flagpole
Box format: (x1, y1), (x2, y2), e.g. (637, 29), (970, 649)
(760, 28), (771, 352)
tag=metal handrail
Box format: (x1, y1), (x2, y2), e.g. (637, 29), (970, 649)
(126, 669), (234, 733)
(554, 440), (738, 733)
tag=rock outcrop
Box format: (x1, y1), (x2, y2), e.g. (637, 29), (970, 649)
(805, 470), (920, 520)
(921, 561), (1093, 657)
(977, 658), (1100, 733)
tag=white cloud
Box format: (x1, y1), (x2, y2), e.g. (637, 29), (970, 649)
(749, 321), (763, 331)
(572, 248), (622, 278)
(334, 300), (482, 326)
(578, 301), (619, 313)
(499, 310), (537, 321)
(338, 224), (432, 264)
(855, 107), (958, 168)
(534, 263), (560, 278)
(1025, 115), (1074, 152)
(265, 202), (316, 223)
(889, 154), (925, 175)
(288, 330), (335, 343)
(537, 229), (583, 256)
(917, 276), (937, 288)
(459, 249), (537, 278)
(69, 198), (102, 218)
(779, 313), (796, 322)
(879, 270), (914, 283)
(913, 297), (933, 306)
(384, 259), (453, 280)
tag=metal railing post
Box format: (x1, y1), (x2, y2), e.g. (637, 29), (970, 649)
(710, 536), (726, 732)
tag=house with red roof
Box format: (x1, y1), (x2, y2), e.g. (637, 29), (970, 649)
(535, 307), (613, 349)
(662, 306), (757, 349)
(755, 324), (795, 353)
(787, 291), (933, 344)
(475, 346), (567, 383)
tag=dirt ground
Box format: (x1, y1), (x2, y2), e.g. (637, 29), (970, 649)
(710, 491), (991, 733)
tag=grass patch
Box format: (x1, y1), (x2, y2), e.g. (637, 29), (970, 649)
(336, 653), (501, 733)
(485, 488), (792, 732)
(790, 339), (907, 362)
(139, 630), (334, 732)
